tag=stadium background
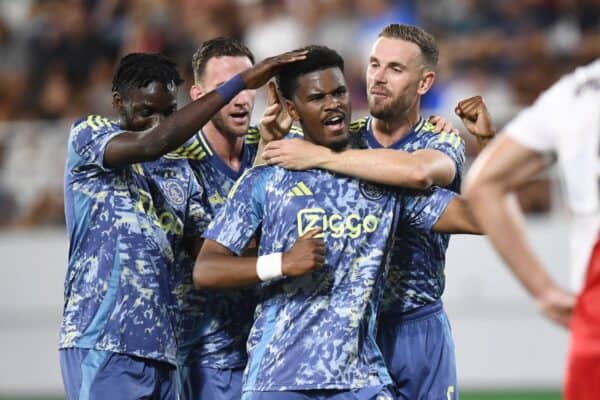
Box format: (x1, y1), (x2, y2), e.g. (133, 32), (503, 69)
(0, 0), (598, 398)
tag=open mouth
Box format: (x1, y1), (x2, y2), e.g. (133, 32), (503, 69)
(323, 114), (346, 132)
(230, 111), (249, 123)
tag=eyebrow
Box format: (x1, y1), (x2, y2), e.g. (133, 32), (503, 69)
(306, 85), (347, 98)
(369, 56), (407, 69)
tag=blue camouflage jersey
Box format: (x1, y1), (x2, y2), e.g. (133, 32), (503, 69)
(203, 149), (455, 391)
(168, 127), (260, 369)
(349, 116), (466, 314)
(60, 115), (209, 365)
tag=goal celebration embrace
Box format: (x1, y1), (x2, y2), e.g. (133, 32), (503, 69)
(55, 16), (599, 400)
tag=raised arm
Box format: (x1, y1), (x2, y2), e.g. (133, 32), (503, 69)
(104, 50), (308, 168)
(260, 96), (496, 190)
(194, 229), (325, 289)
(464, 135), (574, 327)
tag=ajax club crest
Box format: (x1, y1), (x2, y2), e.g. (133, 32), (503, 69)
(359, 181), (384, 200)
(165, 180), (186, 206)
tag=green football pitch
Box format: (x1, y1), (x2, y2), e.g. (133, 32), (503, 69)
(0, 392), (563, 400)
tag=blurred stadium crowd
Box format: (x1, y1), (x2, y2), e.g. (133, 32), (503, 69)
(0, 0), (598, 228)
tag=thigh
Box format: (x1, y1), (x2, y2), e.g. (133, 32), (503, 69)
(377, 310), (457, 400)
(60, 348), (96, 400)
(90, 353), (176, 400)
(180, 364), (243, 400)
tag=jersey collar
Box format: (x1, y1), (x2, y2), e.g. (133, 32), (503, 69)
(366, 116), (425, 150)
(199, 130), (252, 180)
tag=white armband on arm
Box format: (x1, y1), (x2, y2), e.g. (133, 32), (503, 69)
(256, 252), (283, 281)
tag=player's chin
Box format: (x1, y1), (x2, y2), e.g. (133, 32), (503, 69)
(367, 100), (388, 117)
(226, 122), (251, 137)
(326, 133), (349, 152)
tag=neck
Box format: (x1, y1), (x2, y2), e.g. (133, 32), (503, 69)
(371, 100), (421, 147)
(203, 122), (245, 171)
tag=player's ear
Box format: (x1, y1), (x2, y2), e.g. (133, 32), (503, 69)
(286, 99), (300, 121)
(189, 84), (204, 101)
(417, 70), (436, 96)
(112, 91), (124, 113)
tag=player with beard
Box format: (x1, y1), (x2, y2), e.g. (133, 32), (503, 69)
(59, 49), (307, 399)
(259, 25), (495, 399)
(169, 38), (262, 400)
(194, 45), (483, 400)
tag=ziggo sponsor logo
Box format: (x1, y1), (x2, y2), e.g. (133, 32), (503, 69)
(296, 207), (379, 239)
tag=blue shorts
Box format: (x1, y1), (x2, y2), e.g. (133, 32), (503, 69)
(59, 348), (176, 400)
(178, 363), (243, 400)
(241, 385), (395, 399)
(376, 301), (457, 400)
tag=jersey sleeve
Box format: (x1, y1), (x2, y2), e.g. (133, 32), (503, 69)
(502, 74), (571, 153)
(68, 115), (122, 170)
(202, 166), (270, 255)
(422, 123), (466, 176)
(398, 186), (456, 231)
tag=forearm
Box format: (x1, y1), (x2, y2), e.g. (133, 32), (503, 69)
(467, 184), (555, 299)
(475, 132), (495, 149)
(194, 251), (260, 289)
(106, 77), (244, 168)
(320, 149), (443, 189)
(138, 91), (228, 161)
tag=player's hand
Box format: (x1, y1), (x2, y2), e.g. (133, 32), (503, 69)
(263, 138), (330, 170)
(259, 81), (293, 143)
(428, 115), (458, 135)
(454, 96), (496, 146)
(536, 285), (576, 328)
(282, 228), (325, 277)
(241, 50), (308, 89)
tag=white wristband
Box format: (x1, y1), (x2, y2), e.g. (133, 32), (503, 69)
(256, 253), (283, 281)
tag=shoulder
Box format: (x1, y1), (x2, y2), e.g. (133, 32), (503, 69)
(166, 131), (210, 161)
(289, 125), (304, 138)
(227, 164), (275, 200)
(349, 116), (369, 135)
(245, 125), (261, 145)
(417, 121), (464, 151)
(70, 115), (118, 136)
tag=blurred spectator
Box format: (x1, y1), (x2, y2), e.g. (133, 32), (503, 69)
(0, 0), (597, 228)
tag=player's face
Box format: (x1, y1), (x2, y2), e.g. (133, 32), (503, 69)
(191, 56), (255, 138)
(288, 67), (350, 151)
(114, 81), (178, 131)
(366, 36), (434, 121)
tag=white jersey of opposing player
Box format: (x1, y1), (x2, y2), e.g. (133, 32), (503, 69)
(503, 59), (600, 293)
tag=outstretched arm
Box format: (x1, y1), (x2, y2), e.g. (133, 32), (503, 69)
(259, 96), (499, 189)
(194, 229), (325, 289)
(264, 140), (457, 189)
(464, 135), (574, 327)
(104, 50), (308, 168)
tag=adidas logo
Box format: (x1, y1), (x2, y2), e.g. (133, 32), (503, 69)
(287, 182), (313, 197)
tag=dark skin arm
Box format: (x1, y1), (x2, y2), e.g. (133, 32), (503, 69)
(431, 195), (481, 234)
(103, 50), (308, 168)
(194, 228), (325, 289)
(429, 96), (499, 234)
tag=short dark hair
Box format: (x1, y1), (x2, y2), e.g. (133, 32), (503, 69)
(379, 24), (438, 69)
(111, 53), (183, 95)
(276, 45), (344, 99)
(192, 37), (255, 83)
